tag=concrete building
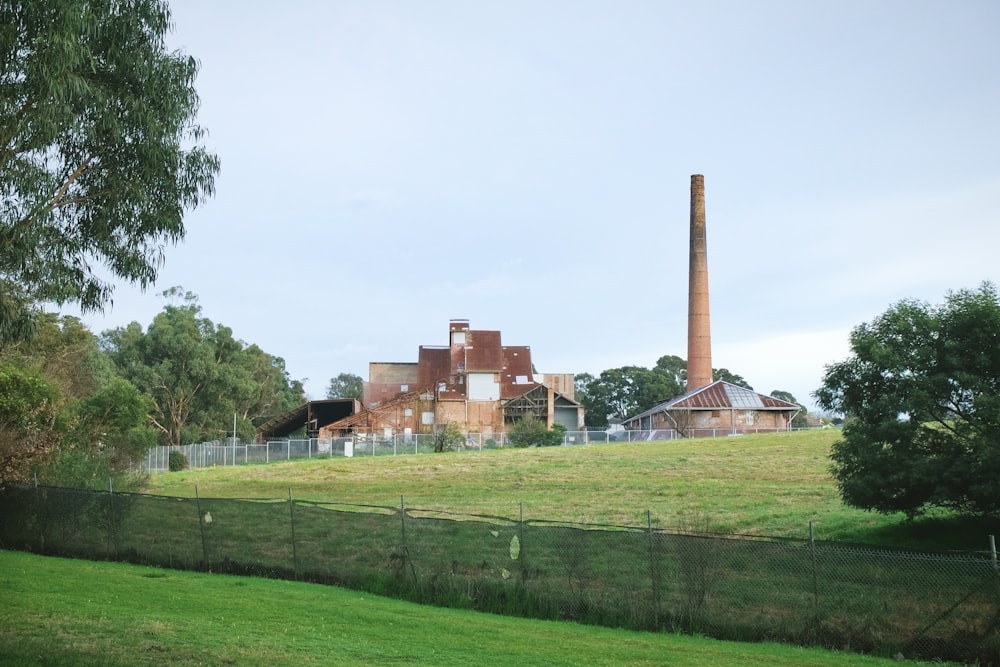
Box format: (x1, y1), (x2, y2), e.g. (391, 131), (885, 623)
(320, 319), (583, 439)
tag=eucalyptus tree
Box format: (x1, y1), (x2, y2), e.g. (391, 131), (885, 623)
(0, 0), (219, 343)
(0, 312), (153, 486)
(326, 373), (363, 401)
(103, 289), (305, 446)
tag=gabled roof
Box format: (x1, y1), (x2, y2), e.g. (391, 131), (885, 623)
(625, 380), (799, 422)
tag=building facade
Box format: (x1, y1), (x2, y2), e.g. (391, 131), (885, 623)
(321, 319), (583, 439)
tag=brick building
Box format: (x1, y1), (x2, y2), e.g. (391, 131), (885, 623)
(320, 319), (583, 439)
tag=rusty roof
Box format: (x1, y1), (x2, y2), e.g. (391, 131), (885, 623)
(417, 346), (451, 387)
(464, 330), (503, 370)
(626, 381), (800, 421)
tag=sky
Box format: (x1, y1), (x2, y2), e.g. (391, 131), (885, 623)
(69, 0), (1000, 411)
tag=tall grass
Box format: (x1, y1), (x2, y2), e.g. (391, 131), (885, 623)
(0, 550), (952, 667)
(142, 431), (997, 551)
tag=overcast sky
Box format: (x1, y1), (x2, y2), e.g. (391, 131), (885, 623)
(69, 0), (1000, 412)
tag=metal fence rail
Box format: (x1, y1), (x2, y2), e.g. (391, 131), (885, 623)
(142, 428), (804, 472)
(0, 484), (996, 664)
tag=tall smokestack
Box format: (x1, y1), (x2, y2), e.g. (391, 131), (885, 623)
(686, 174), (712, 392)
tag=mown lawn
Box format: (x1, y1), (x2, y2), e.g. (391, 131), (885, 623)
(0, 550), (955, 667)
(142, 430), (996, 551)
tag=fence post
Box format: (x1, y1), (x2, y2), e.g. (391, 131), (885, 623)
(990, 535), (999, 600)
(288, 488), (299, 580)
(107, 478), (114, 559)
(195, 485), (209, 571)
(400, 495), (406, 548)
(648, 510), (661, 628)
(809, 520), (819, 622)
(519, 502), (526, 585)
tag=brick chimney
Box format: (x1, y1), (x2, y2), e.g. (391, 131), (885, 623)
(686, 174), (712, 392)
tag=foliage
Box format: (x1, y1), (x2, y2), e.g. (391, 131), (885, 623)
(168, 449), (188, 472)
(769, 390), (809, 428)
(0, 312), (156, 486)
(509, 416), (564, 447)
(102, 288), (304, 446)
(0, 362), (60, 483)
(433, 422), (464, 453)
(326, 372), (363, 400)
(581, 356), (686, 426)
(713, 368), (751, 389)
(0, 0), (219, 335)
(815, 282), (1000, 518)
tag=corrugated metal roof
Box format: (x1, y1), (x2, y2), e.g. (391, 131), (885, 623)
(625, 381), (799, 421)
(465, 330), (503, 370)
(500, 345), (537, 398)
(417, 347), (451, 387)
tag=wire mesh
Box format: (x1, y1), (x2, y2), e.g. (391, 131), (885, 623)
(0, 483), (996, 664)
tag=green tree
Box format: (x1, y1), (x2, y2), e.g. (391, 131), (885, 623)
(326, 373), (363, 400)
(815, 282), (1000, 518)
(654, 355), (687, 389)
(0, 363), (60, 484)
(714, 368), (751, 389)
(0, 311), (155, 487)
(0, 0), (219, 339)
(582, 360), (686, 426)
(104, 289), (304, 446)
(769, 390), (809, 428)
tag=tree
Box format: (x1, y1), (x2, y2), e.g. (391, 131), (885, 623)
(0, 0), (219, 339)
(326, 373), (363, 401)
(0, 311), (155, 487)
(714, 368), (751, 389)
(815, 282), (1000, 518)
(769, 390), (809, 428)
(0, 363), (60, 484)
(103, 289), (304, 446)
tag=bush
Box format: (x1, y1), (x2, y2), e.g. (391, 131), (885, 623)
(509, 417), (565, 447)
(167, 450), (188, 472)
(433, 423), (464, 453)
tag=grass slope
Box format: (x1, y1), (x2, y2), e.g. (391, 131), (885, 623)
(143, 431), (996, 551)
(0, 550), (951, 667)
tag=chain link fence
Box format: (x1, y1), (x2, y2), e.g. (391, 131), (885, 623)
(1, 483), (997, 663)
(141, 428), (808, 471)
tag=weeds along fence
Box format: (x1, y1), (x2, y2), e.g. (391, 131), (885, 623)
(142, 427), (807, 472)
(1, 484), (998, 664)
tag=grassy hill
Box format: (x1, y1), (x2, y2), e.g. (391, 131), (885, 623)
(0, 549), (950, 667)
(142, 430), (995, 551)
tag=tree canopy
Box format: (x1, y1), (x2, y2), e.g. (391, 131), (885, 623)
(0, 0), (219, 343)
(815, 282), (1000, 518)
(103, 288), (304, 447)
(0, 312), (155, 488)
(326, 373), (363, 401)
(578, 354), (762, 427)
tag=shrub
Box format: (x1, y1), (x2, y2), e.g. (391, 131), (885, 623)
(509, 417), (565, 447)
(433, 423), (464, 453)
(167, 450), (188, 472)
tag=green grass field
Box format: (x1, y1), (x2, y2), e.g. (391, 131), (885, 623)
(142, 430), (997, 551)
(0, 549), (955, 667)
